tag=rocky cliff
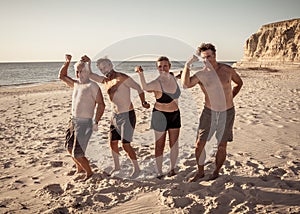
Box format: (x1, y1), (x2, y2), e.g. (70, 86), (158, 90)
(235, 18), (300, 68)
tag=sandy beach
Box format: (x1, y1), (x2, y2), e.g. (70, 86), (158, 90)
(0, 68), (299, 213)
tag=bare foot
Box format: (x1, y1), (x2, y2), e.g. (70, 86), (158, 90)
(110, 168), (120, 175)
(188, 172), (204, 182)
(130, 169), (141, 179)
(208, 172), (219, 180)
(103, 171), (111, 177)
(83, 172), (94, 181)
(167, 169), (176, 177)
(73, 174), (86, 181)
(76, 169), (85, 174)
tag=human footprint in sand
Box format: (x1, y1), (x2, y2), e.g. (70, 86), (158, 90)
(59, 54), (105, 181)
(84, 56), (150, 178)
(182, 43), (243, 182)
(135, 56), (181, 179)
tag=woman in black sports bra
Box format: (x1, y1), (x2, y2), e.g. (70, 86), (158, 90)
(135, 56), (181, 179)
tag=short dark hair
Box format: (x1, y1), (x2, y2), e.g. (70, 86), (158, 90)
(156, 56), (171, 67)
(197, 43), (216, 54)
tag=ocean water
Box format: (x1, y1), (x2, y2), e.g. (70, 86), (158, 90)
(0, 61), (235, 87)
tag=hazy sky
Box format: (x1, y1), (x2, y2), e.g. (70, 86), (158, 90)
(0, 0), (299, 62)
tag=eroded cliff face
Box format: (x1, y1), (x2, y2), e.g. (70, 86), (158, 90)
(235, 18), (300, 68)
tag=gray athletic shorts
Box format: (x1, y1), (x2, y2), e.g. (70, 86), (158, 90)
(197, 107), (235, 142)
(72, 117), (93, 158)
(110, 110), (136, 143)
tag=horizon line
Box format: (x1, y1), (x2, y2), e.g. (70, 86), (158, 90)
(0, 59), (238, 63)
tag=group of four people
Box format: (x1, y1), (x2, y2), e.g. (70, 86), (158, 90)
(59, 43), (243, 181)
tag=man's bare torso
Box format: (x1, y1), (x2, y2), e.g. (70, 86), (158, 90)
(72, 81), (98, 118)
(104, 72), (134, 113)
(196, 64), (234, 111)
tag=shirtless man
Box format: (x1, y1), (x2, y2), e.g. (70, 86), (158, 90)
(83, 56), (150, 178)
(59, 54), (105, 180)
(181, 43), (243, 181)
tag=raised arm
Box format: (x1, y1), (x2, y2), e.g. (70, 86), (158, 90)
(81, 55), (105, 84)
(231, 68), (243, 98)
(58, 54), (76, 88)
(181, 55), (200, 88)
(135, 66), (159, 92)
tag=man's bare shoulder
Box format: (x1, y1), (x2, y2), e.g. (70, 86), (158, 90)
(115, 71), (129, 79)
(218, 63), (237, 77)
(219, 63), (234, 72)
